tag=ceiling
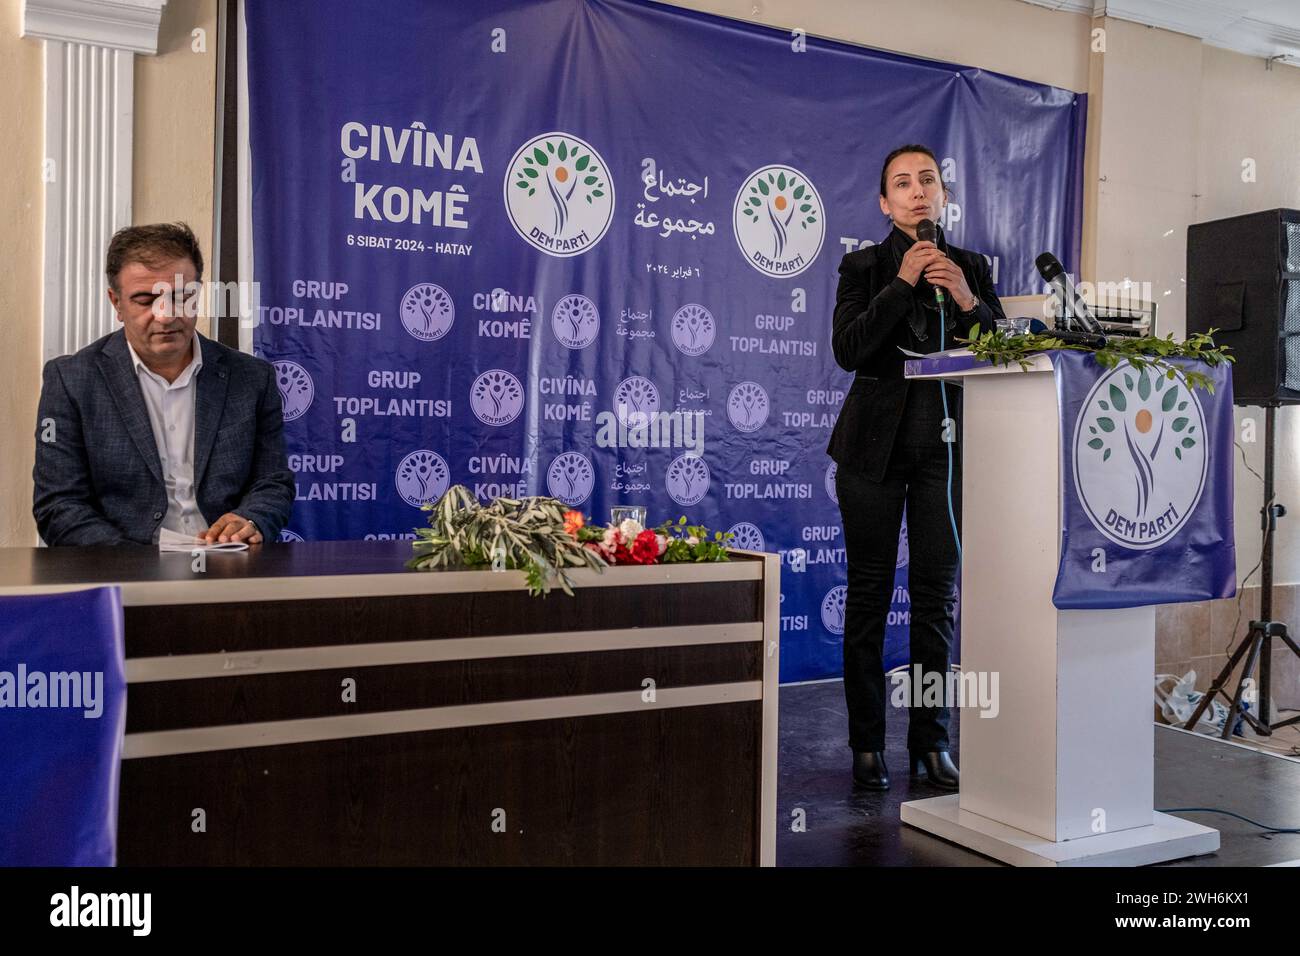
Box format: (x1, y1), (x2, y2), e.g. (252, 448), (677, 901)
(1020, 0), (1300, 63)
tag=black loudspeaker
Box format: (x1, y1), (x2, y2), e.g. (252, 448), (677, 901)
(1187, 208), (1300, 405)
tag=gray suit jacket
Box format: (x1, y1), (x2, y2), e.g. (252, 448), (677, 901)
(33, 329), (295, 546)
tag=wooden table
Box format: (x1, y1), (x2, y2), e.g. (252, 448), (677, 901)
(0, 541), (779, 865)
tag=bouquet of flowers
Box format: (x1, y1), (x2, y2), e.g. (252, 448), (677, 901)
(408, 485), (731, 597)
(568, 512), (732, 566)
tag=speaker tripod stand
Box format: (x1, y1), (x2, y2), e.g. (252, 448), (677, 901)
(1186, 404), (1300, 738)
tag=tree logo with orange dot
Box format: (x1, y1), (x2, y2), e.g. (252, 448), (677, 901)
(1072, 361), (1208, 550)
(503, 132), (614, 258)
(733, 164), (824, 278)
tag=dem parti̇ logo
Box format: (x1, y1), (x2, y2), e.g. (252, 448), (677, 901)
(1072, 362), (1208, 550)
(504, 132), (613, 257)
(273, 360), (314, 422)
(733, 165), (824, 277)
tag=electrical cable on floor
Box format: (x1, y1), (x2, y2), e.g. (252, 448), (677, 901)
(1157, 807), (1300, 835)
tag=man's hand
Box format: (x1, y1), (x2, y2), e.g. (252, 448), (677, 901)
(203, 512), (262, 544)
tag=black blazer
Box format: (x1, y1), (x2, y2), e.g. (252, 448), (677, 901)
(33, 330), (296, 546)
(826, 226), (1007, 482)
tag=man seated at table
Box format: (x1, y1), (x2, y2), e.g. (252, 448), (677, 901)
(33, 222), (294, 547)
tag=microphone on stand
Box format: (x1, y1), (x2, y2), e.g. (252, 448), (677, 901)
(1028, 318), (1108, 349)
(1035, 251), (1104, 335)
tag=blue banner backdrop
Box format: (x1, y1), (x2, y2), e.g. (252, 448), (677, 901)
(1052, 352), (1237, 609)
(246, 0), (1086, 681)
(0, 587), (126, 866)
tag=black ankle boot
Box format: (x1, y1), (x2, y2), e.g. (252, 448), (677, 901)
(910, 750), (959, 790)
(852, 750), (890, 790)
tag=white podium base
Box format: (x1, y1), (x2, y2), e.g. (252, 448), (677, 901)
(901, 796), (1219, 867)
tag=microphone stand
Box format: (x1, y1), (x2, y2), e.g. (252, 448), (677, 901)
(1051, 288), (1108, 348)
(1184, 403), (1300, 737)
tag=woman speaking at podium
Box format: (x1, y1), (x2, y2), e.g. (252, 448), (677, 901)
(827, 144), (1005, 791)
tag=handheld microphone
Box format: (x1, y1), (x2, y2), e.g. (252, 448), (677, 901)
(916, 218), (945, 308)
(1034, 252), (1102, 334)
(1028, 318), (1108, 349)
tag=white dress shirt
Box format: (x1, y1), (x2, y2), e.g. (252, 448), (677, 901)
(126, 334), (207, 542)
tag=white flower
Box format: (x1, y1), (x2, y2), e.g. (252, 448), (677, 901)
(655, 533), (668, 555)
(602, 526), (621, 550)
(618, 518), (644, 539)
(686, 535), (699, 546)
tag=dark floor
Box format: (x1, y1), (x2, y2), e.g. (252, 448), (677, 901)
(777, 679), (1300, 866)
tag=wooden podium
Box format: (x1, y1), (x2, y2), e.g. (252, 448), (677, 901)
(900, 351), (1219, 866)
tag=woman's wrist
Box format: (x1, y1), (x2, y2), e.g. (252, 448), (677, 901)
(884, 275), (915, 298)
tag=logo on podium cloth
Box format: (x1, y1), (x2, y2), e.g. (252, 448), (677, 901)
(1071, 362), (1208, 550)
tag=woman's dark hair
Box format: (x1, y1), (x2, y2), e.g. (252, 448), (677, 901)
(878, 144), (949, 198)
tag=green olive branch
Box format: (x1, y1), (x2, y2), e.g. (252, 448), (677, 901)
(956, 325), (1234, 393)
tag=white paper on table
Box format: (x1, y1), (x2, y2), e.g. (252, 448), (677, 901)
(158, 527), (250, 553)
(897, 345), (972, 359)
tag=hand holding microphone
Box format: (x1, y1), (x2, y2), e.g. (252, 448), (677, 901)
(899, 219), (977, 312)
(921, 257), (976, 312)
(897, 239), (943, 287)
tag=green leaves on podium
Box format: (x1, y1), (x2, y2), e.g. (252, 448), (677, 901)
(959, 324), (1234, 394)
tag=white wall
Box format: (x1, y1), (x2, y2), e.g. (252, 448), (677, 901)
(1197, 45), (1300, 587)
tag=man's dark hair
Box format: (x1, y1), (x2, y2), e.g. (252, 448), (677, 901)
(105, 222), (204, 291)
(878, 144), (950, 198)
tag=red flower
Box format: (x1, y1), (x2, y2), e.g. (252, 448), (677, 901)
(630, 529), (660, 564)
